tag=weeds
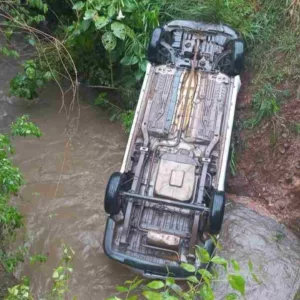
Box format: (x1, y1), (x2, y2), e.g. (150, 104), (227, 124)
(107, 239), (261, 300)
(5, 245), (74, 300)
(94, 92), (133, 132)
(51, 245), (74, 300)
(0, 116), (41, 270)
(230, 143), (237, 176)
(244, 85), (290, 128)
(5, 277), (33, 300)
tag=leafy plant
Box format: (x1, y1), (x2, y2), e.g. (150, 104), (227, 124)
(6, 245), (75, 299)
(11, 115), (42, 137)
(245, 85), (290, 128)
(0, 246), (28, 273)
(9, 60), (53, 100)
(0, 116), (42, 270)
(29, 253), (48, 265)
(51, 245), (75, 300)
(5, 277), (33, 300)
(94, 92), (134, 132)
(107, 242), (260, 299)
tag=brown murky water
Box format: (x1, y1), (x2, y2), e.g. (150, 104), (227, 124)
(1, 40), (300, 300)
(7, 84), (132, 299)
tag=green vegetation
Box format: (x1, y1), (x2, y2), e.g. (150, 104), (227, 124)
(0, 116), (42, 270)
(5, 245), (74, 300)
(245, 85), (290, 128)
(2, 0), (299, 131)
(106, 241), (260, 300)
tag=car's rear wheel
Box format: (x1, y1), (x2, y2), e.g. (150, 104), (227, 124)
(209, 191), (226, 235)
(104, 172), (125, 215)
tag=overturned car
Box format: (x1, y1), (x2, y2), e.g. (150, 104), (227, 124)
(103, 20), (244, 278)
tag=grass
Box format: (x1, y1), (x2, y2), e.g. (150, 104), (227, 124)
(244, 84), (290, 128)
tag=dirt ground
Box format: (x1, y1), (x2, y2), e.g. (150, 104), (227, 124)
(228, 72), (300, 236)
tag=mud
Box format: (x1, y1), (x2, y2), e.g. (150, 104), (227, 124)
(228, 72), (300, 236)
(0, 43), (300, 299)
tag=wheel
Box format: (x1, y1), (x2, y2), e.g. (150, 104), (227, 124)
(225, 39), (245, 76)
(147, 27), (164, 64)
(104, 172), (125, 215)
(209, 191), (226, 235)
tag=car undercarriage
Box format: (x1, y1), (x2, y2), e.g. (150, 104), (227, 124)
(103, 20), (243, 278)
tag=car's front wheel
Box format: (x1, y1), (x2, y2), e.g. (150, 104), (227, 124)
(104, 172), (125, 215)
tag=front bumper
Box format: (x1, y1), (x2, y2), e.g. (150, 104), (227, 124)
(103, 217), (195, 279)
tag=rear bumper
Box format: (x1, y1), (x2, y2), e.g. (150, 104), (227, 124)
(103, 217), (193, 278)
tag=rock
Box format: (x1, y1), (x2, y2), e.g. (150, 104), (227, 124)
(214, 202), (300, 300)
(282, 132), (288, 138)
(279, 147), (286, 154)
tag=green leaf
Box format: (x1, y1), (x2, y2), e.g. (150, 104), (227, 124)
(211, 256), (228, 269)
(52, 270), (59, 279)
(186, 276), (198, 283)
(198, 268), (213, 280)
(225, 293), (239, 300)
(140, 60), (148, 72)
(135, 70), (144, 81)
(180, 263), (195, 273)
(120, 56), (139, 66)
(108, 3), (116, 17)
(169, 284), (183, 297)
(128, 296), (138, 300)
(84, 9), (96, 20)
(210, 235), (223, 250)
(95, 16), (109, 30)
(116, 285), (128, 292)
(227, 273), (246, 296)
(111, 22), (127, 40)
(130, 279), (144, 290)
(251, 272), (262, 284)
(28, 38), (36, 46)
(166, 278), (175, 286)
(143, 291), (163, 300)
(81, 19), (91, 31)
(25, 67), (35, 79)
(43, 71), (52, 81)
(198, 284), (214, 300)
(248, 260), (253, 272)
(72, 1), (85, 10)
(102, 32), (116, 51)
(195, 246), (210, 263)
(231, 259), (240, 272)
(146, 280), (164, 290)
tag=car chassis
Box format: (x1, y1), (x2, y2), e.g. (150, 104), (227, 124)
(103, 20), (244, 278)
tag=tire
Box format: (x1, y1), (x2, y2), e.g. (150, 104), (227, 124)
(104, 172), (125, 215)
(147, 27), (164, 64)
(225, 39), (245, 76)
(209, 191), (226, 235)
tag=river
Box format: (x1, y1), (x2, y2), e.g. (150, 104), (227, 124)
(0, 43), (300, 300)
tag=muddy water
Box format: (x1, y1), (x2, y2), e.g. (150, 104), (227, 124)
(1, 53), (300, 300)
(3, 85), (132, 298)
